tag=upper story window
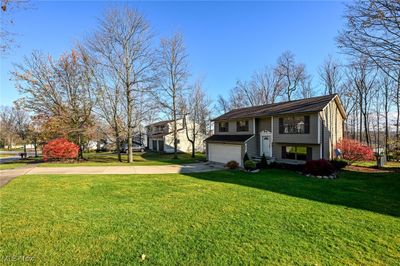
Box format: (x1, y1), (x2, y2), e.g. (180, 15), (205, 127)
(218, 122), (229, 132)
(279, 116), (310, 134)
(236, 120), (249, 132)
(155, 125), (166, 132)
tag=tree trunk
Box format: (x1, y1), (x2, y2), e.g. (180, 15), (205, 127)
(363, 112), (370, 146)
(384, 88), (389, 158)
(78, 134), (84, 159)
(173, 118), (177, 159)
(359, 93), (363, 143)
(173, 91), (178, 159)
(34, 140), (38, 158)
(116, 134), (122, 162)
(126, 94), (133, 163)
(191, 120), (196, 158)
(397, 74), (400, 142)
(23, 143), (27, 158)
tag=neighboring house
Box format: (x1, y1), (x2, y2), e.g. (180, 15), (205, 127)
(146, 118), (205, 153)
(205, 94), (346, 166)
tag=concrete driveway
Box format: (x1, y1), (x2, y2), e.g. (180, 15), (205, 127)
(0, 162), (224, 187)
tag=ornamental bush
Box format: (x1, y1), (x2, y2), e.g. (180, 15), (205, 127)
(243, 152), (249, 164)
(260, 153), (268, 169)
(43, 138), (79, 161)
(244, 160), (256, 170)
(330, 159), (348, 170)
(303, 159), (335, 176)
(225, 160), (239, 169)
(336, 138), (374, 165)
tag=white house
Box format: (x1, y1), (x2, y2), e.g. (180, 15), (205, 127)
(146, 118), (205, 153)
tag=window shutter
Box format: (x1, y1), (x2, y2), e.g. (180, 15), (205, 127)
(281, 146), (286, 159)
(307, 147), (313, 161)
(279, 118), (284, 134)
(304, 116), (310, 133)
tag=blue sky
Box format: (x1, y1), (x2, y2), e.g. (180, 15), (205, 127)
(0, 1), (346, 106)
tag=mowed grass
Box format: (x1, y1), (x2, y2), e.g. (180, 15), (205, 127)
(1, 169), (399, 265)
(353, 160), (400, 169)
(37, 152), (206, 167)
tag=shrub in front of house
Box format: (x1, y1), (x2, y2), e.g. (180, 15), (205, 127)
(270, 162), (304, 172)
(330, 159), (348, 170)
(244, 160), (256, 170)
(43, 138), (79, 161)
(260, 154), (268, 169)
(225, 160), (239, 169)
(336, 138), (374, 165)
(303, 159), (335, 176)
(243, 152), (249, 164)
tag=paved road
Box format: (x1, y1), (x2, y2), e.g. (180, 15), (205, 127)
(0, 151), (41, 163)
(0, 162), (224, 188)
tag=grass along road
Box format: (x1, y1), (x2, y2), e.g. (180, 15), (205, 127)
(37, 152), (206, 167)
(0, 169), (399, 265)
(0, 152), (206, 169)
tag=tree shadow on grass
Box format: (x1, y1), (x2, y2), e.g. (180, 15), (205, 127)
(184, 169), (400, 217)
(82, 152), (205, 164)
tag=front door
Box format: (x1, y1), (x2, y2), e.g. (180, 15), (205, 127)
(260, 131), (272, 157)
(158, 140), (164, 152)
(262, 136), (271, 157)
(152, 140), (158, 151)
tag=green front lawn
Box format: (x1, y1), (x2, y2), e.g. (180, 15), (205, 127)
(1, 169), (399, 265)
(37, 152), (205, 167)
(353, 160), (400, 169)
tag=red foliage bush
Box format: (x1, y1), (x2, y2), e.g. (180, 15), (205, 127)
(43, 138), (79, 161)
(225, 160), (239, 169)
(336, 138), (374, 164)
(303, 159), (335, 176)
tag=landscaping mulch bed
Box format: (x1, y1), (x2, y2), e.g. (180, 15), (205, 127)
(345, 165), (393, 173)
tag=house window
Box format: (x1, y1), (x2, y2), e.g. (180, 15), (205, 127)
(282, 146), (312, 161)
(236, 120), (249, 132)
(219, 122), (229, 132)
(279, 116), (310, 134)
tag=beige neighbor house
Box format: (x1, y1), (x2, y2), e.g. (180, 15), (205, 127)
(146, 118), (205, 153)
(205, 94), (346, 166)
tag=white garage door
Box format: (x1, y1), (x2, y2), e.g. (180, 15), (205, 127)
(208, 143), (242, 166)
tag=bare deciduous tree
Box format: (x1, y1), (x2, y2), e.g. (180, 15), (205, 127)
(319, 55), (342, 95)
(87, 7), (156, 163)
(183, 80), (210, 157)
(347, 57), (378, 146)
(1, 0), (31, 55)
(274, 51), (308, 101)
(13, 48), (96, 158)
(156, 32), (189, 159)
(12, 101), (30, 156)
(0, 106), (16, 149)
(337, 0), (400, 81)
(216, 95), (231, 114)
(94, 71), (125, 162)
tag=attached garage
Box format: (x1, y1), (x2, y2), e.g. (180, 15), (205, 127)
(208, 143), (243, 166)
(205, 134), (254, 167)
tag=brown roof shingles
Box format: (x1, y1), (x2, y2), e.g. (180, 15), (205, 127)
(212, 94), (341, 121)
